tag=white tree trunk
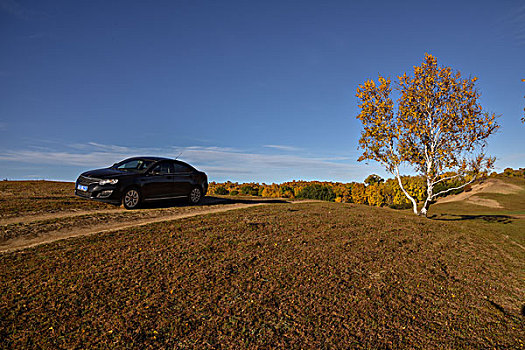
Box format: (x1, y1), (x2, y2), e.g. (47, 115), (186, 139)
(419, 202), (430, 217)
(418, 181), (434, 217)
(418, 175), (477, 217)
(394, 166), (419, 215)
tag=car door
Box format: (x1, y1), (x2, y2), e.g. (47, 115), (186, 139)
(142, 161), (176, 199)
(172, 161), (194, 196)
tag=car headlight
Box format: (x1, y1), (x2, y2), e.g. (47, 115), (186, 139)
(99, 179), (118, 185)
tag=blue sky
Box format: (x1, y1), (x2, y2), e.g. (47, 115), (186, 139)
(1, 0), (524, 183)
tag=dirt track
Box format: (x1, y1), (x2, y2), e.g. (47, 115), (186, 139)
(0, 199), (286, 253)
(0, 208), (126, 225)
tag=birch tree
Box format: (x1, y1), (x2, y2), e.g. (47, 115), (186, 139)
(355, 54), (499, 216)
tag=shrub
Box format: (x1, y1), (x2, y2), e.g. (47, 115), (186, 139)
(214, 186), (229, 195)
(364, 174), (384, 186)
(297, 184), (336, 202)
(279, 185), (295, 198)
(501, 168), (525, 178)
(240, 185), (259, 196)
(230, 190), (239, 196)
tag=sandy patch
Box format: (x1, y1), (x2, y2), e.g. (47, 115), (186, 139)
(467, 196), (503, 208)
(481, 179), (524, 194)
(436, 178), (523, 205)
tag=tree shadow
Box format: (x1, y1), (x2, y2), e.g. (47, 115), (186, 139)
(141, 196), (289, 209)
(429, 213), (514, 224)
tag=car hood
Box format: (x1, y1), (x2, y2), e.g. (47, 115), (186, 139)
(81, 168), (127, 179)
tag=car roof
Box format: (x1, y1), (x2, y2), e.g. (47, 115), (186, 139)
(120, 157), (195, 167)
(142, 156), (172, 162)
(123, 156), (172, 162)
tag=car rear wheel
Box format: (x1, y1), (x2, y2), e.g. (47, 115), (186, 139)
(188, 186), (203, 205)
(123, 188), (141, 209)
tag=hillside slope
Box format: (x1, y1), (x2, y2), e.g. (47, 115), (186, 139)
(433, 177), (525, 216)
(436, 177), (524, 208)
(1, 199), (524, 348)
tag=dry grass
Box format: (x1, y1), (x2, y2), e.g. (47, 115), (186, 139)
(0, 181), (116, 218)
(1, 197), (524, 348)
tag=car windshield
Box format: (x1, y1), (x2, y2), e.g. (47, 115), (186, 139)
(114, 159), (153, 172)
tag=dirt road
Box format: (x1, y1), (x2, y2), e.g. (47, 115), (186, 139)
(1, 198), (291, 253)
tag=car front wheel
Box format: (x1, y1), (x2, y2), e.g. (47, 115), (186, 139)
(123, 188), (141, 209)
(188, 187), (203, 205)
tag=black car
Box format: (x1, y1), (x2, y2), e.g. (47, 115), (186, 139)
(75, 157), (208, 209)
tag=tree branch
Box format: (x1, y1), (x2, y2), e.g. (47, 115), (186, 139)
(433, 173), (465, 185)
(430, 175), (477, 200)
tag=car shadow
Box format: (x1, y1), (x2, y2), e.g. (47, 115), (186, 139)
(140, 196), (289, 209)
(429, 214), (514, 224)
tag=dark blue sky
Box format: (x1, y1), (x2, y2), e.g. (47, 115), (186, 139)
(1, 0), (524, 182)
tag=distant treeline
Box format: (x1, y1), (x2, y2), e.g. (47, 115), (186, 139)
(208, 168), (524, 208)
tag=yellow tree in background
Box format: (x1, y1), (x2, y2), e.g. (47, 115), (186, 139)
(356, 54), (499, 216)
(351, 183), (367, 204)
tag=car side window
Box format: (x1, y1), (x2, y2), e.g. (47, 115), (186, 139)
(117, 160), (140, 170)
(151, 162), (175, 175)
(116, 159), (153, 171)
(173, 162), (192, 173)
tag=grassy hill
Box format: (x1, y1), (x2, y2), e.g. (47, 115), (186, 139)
(430, 177), (525, 248)
(0, 179), (524, 348)
(434, 176), (525, 215)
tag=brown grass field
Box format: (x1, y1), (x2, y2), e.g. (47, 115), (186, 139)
(0, 179), (524, 349)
